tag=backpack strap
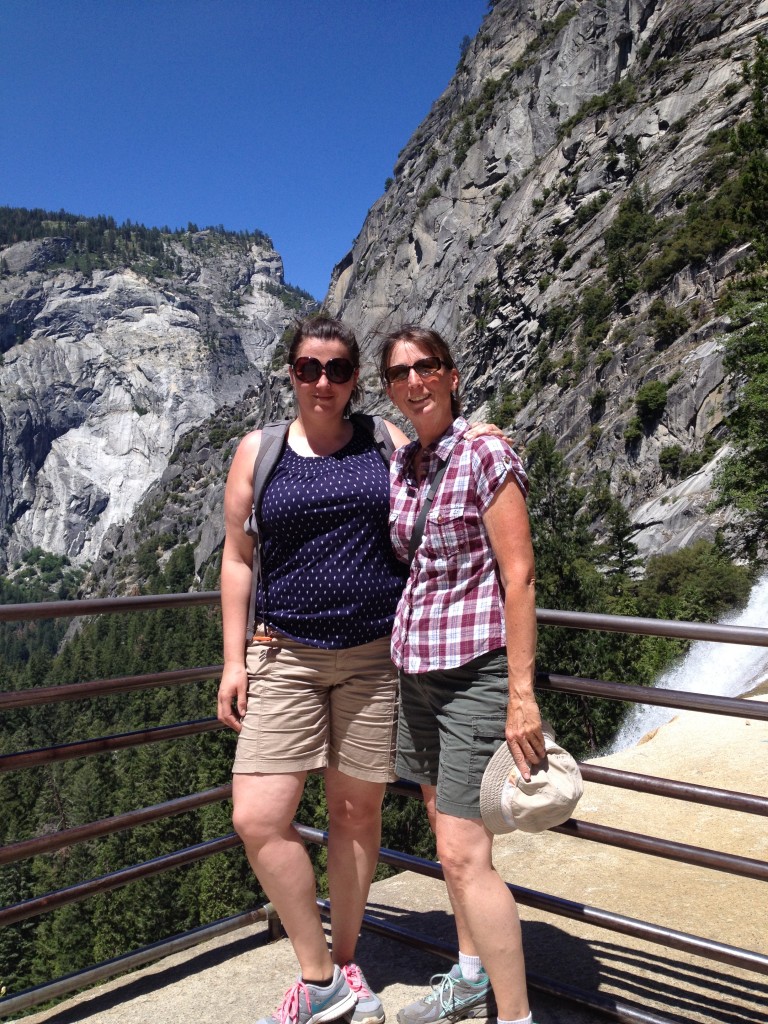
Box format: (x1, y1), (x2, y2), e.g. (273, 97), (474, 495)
(244, 420), (291, 641)
(350, 412), (396, 463)
(243, 415), (397, 640)
(408, 456), (450, 565)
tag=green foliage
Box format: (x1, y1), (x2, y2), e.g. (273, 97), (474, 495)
(0, 207), (271, 283)
(527, 441), (754, 756)
(628, 39), (768, 295)
(623, 417), (643, 445)
(575, 191), (610, 227)
(417, 184), (442, 209)
(578, 285), (614, 347)
(659, 444), (683, 477)
(453, 119), (476, 167)
(540, 300), (578, 345)
(637, 540), (751, 622)
(262, 280), (318, 310)
(648, 298), (689, 348)
(559, 77), (638, 139)
(605, 186), (656, 303)
(634, 380), (668, 425)
(550, 237), (567, 265)
(714, 281), (768, 553)
(487, 383), (523, 428)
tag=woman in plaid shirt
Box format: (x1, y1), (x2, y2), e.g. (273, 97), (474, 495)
(380, 326), (545, 1024)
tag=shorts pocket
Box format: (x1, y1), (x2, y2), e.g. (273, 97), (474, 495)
(468, 716), (507, 785)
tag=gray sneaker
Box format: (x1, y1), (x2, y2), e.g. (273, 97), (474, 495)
(342, 962), (385, 1024)
(258, 965), (357, 1024)
(396, 966), (495, 1024)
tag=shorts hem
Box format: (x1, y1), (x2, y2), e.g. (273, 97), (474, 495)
(232, 756), (326, 775)
(435, 797), (482, 820)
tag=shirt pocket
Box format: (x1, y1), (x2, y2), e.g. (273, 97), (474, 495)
(424, 503), (476, 560)
(389, 508), (411, 561)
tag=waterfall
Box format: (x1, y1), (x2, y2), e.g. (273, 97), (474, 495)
(607, 573), (768, 754)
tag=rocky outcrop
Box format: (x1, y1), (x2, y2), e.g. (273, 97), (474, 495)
(3, 0), (767, 584)
(328, 0), (768, 553)
(0, 233), (305, 570)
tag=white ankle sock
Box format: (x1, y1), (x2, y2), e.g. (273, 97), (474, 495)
(497, 1015), (532, 1024)
(458, 952), (483, 982)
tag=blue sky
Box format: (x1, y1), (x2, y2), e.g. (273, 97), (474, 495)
(1, 0), (488, 299)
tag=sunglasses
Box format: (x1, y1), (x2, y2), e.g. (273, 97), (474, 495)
(383, 356), (444, 385)
(291, 356), (356, 384)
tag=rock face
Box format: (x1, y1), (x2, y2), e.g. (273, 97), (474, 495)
(328, 0), (768, 553)
(2, 0), (767, 585)
(0, 232), (303, 571)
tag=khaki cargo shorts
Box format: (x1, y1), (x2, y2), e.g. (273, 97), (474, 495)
(233, 632), (398, 782)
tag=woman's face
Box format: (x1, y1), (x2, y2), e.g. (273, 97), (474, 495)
(385, 339), (458, 432)
(290, 335), (359, 420)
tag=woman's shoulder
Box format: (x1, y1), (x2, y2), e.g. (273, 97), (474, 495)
(457, 431), (517, 462)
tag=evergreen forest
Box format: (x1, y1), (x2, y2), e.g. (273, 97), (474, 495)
(2, 28), (768, 1017)
(0, 442), (755, 1002)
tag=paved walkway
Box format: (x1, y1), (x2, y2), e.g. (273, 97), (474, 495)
(8, 698), (768, 1024)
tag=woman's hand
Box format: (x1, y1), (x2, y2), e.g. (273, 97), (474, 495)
(505, 697), (545, 781)
(217, 662), (248, 733)
(465, 421), (505, 440)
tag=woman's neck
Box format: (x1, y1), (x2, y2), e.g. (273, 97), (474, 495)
(289, 413), (353, 457)
(413, 413), (454, 451)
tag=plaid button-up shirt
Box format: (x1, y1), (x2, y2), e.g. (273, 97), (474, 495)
(389, 417), (529, 673)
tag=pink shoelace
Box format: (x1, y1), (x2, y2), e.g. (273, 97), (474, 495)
(273, 980), (313, 1024)
(342, 962), (370, 997)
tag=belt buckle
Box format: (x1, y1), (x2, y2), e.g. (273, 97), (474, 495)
(252, 623), (280, 646)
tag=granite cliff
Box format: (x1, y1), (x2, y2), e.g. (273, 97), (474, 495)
(0, 224), (307, 579)
(2, 0), (767, 589)
(329, 0), (768, 556)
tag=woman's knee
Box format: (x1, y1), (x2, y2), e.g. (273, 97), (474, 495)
(231, 772), (305, 846)
(326, 775), (385, 831)
(436, 818), (491, 883)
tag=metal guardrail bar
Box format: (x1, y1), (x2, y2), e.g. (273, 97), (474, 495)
(0, 666), (222, 710)
(551, 819), (768, 881)
(536, 607), (768, 646)
(579, 764), (768, 816)
(0, 591), (220, 622)
(0, 718), (223, 772)
(537, 672), (768, 721)
(0, 834), (242, 928)
(3, 593), (768, 647)
(0, 905), (276, 1019)
(0, 785), (233, 867)
(4, 677), (763, 775)
(308, 831), (768, 976)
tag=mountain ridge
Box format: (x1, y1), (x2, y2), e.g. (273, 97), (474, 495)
(2, 0), (768, 586)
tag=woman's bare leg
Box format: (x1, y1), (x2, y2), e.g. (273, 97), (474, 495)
(232, 771), (334, 980)
(435, 810), (530, 1020)
(325, 766), (386, 965)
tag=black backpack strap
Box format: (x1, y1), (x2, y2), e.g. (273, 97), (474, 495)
(244, 420), (291, 640)
(350, 412), (396, 464)
(408, 456), (450, 565)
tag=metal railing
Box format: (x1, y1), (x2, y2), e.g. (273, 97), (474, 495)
(1, 593), (767, 1023)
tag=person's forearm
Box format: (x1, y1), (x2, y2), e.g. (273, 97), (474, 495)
(503, 577), (537, 703)
(221, 553), (253, 665)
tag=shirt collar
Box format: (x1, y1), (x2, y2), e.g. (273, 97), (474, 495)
(398, 417), (468, 477)
(430, 416), (468, 461)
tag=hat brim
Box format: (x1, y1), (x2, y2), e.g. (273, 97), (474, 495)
(480, 720), (581, 835)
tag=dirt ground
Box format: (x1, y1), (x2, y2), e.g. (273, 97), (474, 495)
(8, 698), (767, 1024)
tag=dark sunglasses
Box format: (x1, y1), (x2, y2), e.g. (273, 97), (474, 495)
(383, 356), (444, 385)
(291, 356), (356, 384)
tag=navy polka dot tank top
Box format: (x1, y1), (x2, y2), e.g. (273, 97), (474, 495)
(256, 422), (408, 648)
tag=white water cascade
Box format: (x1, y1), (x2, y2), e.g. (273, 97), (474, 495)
(607, 573), (768, 754)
